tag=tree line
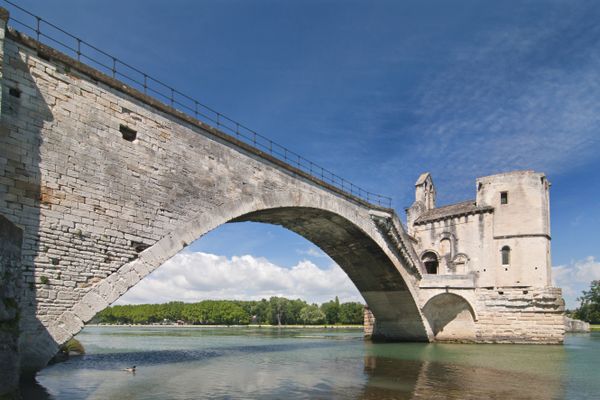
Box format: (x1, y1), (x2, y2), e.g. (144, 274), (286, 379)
(93, 296), (365, 326)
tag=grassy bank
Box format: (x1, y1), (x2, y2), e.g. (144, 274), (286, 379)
(591, 325), (600, 332)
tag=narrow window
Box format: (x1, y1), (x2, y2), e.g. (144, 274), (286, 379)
(501, 246), (510, 265)
(120, 124), (137, 142)
(500, 191), (508, 204)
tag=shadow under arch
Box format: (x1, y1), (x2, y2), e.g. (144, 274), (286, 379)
(41, 192), (430, 366)
(422, 293), (477, 342)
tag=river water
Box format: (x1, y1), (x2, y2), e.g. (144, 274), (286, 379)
(27, 326), (599, 399)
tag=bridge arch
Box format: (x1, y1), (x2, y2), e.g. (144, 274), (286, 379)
(41, 190), (430, 365)
(422, 293), (477, 342)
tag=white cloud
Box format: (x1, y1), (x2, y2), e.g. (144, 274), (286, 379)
(553, 256), (600, 309)
(296, 247), (328, 258)
(116, 252), (363, 305)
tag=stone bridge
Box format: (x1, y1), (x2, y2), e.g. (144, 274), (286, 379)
(0, 7), (563, 389)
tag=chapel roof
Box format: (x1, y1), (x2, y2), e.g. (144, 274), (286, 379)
(414, 200), (493, 225)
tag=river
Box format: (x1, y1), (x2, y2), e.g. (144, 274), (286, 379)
(24, 326), (599, 399)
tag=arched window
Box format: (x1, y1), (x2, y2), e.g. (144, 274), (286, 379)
(501, 246), (510, 265)
(422, 251), (439, 274)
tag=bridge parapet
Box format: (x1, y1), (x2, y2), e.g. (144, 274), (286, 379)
(370, 210), (423, 279)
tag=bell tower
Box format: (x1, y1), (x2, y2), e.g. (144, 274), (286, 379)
(406, 172), (436, 233)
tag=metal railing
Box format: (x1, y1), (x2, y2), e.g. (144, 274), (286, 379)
(2, 0), (392, 208)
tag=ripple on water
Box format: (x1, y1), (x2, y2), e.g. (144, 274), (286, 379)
(29, 327), (600, 400)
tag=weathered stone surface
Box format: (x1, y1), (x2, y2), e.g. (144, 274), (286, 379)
(0, 215), (22, 398)
(407, 171), (553, 288)
(404, 171), (564, 343)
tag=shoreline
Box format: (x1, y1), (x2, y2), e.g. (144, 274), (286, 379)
(86, 324), (363, 329)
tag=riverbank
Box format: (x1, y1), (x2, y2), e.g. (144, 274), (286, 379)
(591, 325), (600, 332)
(86, 324), (363, 329)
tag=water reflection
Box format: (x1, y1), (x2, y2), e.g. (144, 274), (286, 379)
(362, 342), (567, 399)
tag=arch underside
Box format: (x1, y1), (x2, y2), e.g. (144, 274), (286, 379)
(235, 207), (429, 341)
(422, 293), (477, 342)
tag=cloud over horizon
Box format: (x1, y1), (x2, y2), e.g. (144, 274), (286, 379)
(553, 256), (600, 309)
(116, 251), (364, 306)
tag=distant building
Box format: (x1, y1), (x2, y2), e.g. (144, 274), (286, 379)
(406, 170), (552, 289)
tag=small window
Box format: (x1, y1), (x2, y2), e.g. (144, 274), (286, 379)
(501, 246), (510, 265)
(500, 191), (508, 204)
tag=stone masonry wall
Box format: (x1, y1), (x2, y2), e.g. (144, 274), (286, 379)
(363, 306), (375, 338)
(474, 287), (564, 344)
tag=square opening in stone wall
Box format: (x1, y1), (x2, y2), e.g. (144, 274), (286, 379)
(9, 87), (21, 98)
(119, 124), (137, 142)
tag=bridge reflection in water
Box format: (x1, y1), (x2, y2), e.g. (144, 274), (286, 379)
(361, 342), (566, 399)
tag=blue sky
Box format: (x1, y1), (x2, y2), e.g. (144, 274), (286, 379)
(12, 0), (600, 307)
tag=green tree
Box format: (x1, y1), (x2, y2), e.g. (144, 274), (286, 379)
(248, 299), (270, 324)
(269, 297), (288, 325)
(286, 299), (307, 324)
(339, 302), (364, 324)
(574, 280), (600, 324)
(321, 296), (341, 324)
(299, 304), (325, 324)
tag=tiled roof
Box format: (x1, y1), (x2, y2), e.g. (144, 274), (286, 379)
(414, 200), (493, 224)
